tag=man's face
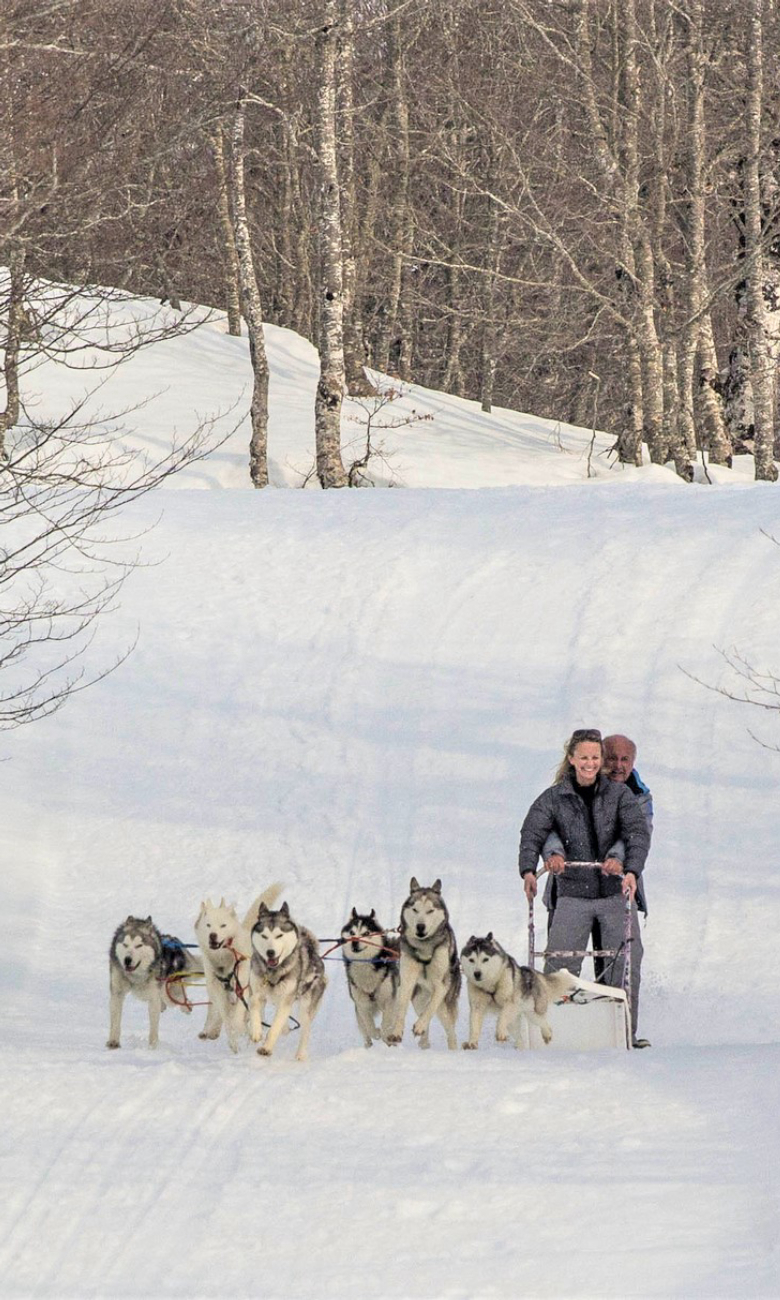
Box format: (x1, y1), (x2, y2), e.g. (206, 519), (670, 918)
(603, 738), (636, 782)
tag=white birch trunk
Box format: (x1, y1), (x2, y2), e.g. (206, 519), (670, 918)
(680, 0), (730, 466)
(745, 0), (778, 480)
(229, 95), (269, 489)
(211, 128), (242, 338)
(576, 0), (642, 463)
(620, 0), (667, 468)
(337, 0), (372, 395)
(374, 13), (411, 380)
(480, 176), (503, 415)
(697, 314), (731, 465)
(0, 246), (25, 457)
(315, 2), (348, 489)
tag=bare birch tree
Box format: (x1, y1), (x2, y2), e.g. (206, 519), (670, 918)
(229, 93), (270, 488)
(679, 0), (730, 467)
(0, 275), (229, 727)
(745, 0), (779, 481)
(373, 11), (413, 380)
(314, 1), (348, 489)
(337, 0), (373, 394)
(211, 127), (243, 338)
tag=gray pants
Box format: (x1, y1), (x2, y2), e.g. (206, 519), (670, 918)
(544, 895), (643, 1038)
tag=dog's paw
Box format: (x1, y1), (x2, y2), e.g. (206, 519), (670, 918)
(257, 1046), (272, 1057)
(363, 1038), (374, 1048)
(385, 1032), (402, 1045)
(106, 1039), (120, 1050)
(495, 1032), (508, 1043)
(412, 1019), (428, 1037)
(198, 1029), (220, 1040)
(541, 1028), (553, 1045)
(462, 1041), (478, 1050)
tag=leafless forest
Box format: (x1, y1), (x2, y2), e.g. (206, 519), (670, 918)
(4, 0), (780, 485)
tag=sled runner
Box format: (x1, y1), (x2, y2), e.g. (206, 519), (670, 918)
(526, 861), (633, 1051)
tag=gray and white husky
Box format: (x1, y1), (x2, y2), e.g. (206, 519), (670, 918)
(107, 915), (203, 1049)
(195, 884), (283, 1052)
(387, 878), (460, 1050)
(340, 908), (399, 1047)
(460, 933), (576, 1049)
(249, 901), (327, 1061)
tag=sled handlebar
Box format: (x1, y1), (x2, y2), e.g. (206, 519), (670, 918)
(536, 859), (608, 876)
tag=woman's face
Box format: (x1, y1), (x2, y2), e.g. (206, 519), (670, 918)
(568, 741), (602, 786)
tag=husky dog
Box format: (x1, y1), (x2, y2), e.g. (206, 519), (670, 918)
(386, 878), (460, 1050)
(340, 908), (399, 1047)
(460, 933), (576, 1049)
(248, 901), (327, 1061)
(107, 916), (203, 1049)
(195, 884), (282, 1052)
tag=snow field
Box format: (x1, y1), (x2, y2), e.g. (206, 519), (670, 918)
(1, 297), (779, 1297)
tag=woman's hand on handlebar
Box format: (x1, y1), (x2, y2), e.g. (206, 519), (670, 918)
(545, 853), (566, 875)
(601, 857), (624, 876)
(523, 872), (538, 901)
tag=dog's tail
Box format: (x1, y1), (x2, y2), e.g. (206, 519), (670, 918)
(243, 882), (284, 930)
(543, 969), (578, 997)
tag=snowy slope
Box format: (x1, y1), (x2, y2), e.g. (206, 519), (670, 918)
(1, 295), (779, 1299)
(16, 287), (756, 491)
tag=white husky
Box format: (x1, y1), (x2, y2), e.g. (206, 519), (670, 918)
(195, 884), (282, 1052)
(460, 933), (576, 1049)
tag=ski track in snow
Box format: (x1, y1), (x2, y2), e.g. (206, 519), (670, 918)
(2, 1041), (776, 1298)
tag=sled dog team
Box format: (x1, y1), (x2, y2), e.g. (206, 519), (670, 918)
(108, 877), (577, 1058)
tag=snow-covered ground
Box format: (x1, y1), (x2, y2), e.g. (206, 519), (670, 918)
(1, 295), (779, 1298)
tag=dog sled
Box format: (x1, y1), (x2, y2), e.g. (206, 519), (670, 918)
(526, 861), (634, 1052)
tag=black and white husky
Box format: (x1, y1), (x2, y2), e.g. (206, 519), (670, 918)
(460, 933), (576, 1050)
(340, 908), (399, 1047)
(248, 901), (327, 1061)
(387, 878), (460, 1050)
(107, 915), (203, 1049)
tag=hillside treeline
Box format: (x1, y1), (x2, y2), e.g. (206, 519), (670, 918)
(3, 0), (780, 482)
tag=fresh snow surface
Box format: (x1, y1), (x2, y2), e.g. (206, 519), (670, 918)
(1, 292), (779, 1299)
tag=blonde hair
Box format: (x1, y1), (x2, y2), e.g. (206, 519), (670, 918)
(553, 728), (603, 784)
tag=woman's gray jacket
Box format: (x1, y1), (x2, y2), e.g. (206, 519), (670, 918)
(518, 771), (650, 903)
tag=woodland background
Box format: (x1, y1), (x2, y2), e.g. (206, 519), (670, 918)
(4, 0), (780, 486)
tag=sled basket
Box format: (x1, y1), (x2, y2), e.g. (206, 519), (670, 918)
(522, 975), (632, 1052)
(525, 861), (634, 1052)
